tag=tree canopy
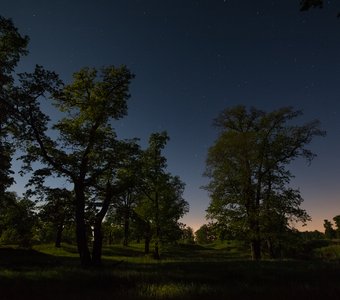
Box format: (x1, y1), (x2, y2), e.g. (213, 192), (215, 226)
(204, 106), (325, 260)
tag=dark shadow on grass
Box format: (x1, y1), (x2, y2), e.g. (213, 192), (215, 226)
(0, 247), (80, 270)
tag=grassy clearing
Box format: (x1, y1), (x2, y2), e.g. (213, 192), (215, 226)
(0, 243), (340, 299)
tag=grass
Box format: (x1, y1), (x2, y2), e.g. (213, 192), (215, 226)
(0, 242), (340, 299)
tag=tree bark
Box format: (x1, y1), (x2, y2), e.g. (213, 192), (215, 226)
(145, 236), (150, 254)
(74, 183), (92, 267)
(144, 221), (151, 254)
(55, 224), (63, 248)
(123, 210), (129, 246)
(251, 239), (261, 260)
(153, 191), (160, 259)
(92, 219), (103, 266)
(92, 182), (112, 266)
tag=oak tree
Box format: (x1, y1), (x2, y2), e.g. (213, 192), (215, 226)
(205, 106), (324, 260)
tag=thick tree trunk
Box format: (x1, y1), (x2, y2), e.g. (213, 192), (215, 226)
(92, 183), (112, 266)
(92, 219), (103, 266)
(55, 224), (63, 248)
(74, 183), (92, 267)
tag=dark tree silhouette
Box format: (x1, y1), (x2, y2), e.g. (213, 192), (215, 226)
(205, 106), (324, 260)
(0, 16), (28, 198)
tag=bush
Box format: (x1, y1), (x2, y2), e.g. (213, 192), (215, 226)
(314, 245), (340, 260)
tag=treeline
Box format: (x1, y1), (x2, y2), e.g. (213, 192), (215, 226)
(0, 16), (188, 266)
(194, 217), (340, 260)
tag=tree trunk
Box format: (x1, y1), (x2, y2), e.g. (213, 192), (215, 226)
(92, 219), (103, 266)
(92, 182), (112, 266)
(251, 239), (261, 260)
(144, 221), (151, 254)
(123, 211), (129, 246)
(145, 236), (150, 254)
(74, 183), (92, 267)
(154, 191), (160, 259)
(266, 239), (275, 259)
(55, 224), (63, 248)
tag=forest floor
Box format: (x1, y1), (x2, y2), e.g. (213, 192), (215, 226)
(0, 242), (340, 299)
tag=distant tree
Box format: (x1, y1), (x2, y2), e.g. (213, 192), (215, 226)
(181, 225), (195, 244)
(0, 193), (36, 247)
(136, 132), (188, 258)
(204, 106), (324, 260)
(323, 219), (336, 239)
(332, 215), (340, 238)
(195, 224), (216, 244)
(38, 188), (74, 248)
(108, 151), (143, 247)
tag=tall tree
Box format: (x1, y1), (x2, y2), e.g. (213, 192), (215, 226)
(204, 106), (324, 260)
(137, 132), (188, 258)
(13, 65), (134, 266)
(324, 219), (336, 239)
(0, 16), (28, 197)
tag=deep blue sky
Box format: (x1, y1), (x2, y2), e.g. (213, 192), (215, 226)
(2, 0), (340, 231)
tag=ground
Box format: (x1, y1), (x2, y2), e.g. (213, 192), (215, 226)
(0, 241), (339, 299)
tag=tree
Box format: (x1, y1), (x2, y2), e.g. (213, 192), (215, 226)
(204, 106), (324, 260)
(0, 16), (28, 199)
(136, 132), (188, 258)
(324, 219), (335, 239)
(195, 224), (216, 244)
(181, 225), (195, 244)
(300, 0), (340, 18)
(11, 65), (134, 266)
(0, 192), (36, 247)
(38, 188), (74, 248)
(332, 215), (340, 238)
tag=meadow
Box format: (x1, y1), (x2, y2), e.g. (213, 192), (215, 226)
(0, 242), (340, 299)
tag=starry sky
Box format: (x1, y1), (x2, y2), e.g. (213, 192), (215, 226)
(2, 0), (340, 232)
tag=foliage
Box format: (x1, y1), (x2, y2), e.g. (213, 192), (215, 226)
(10, 61), (135, 265)
(135, 132), (188, 257)
(0, 16), (28, 198)
(36, 188), (75, 247)
(204, 106), (324, 260)
(333, 215), (340, 238)
(180, 225), (195, 244)
(0, 193), (37, 247)
(314, 244), (340, 260)
(300, 0), (340, 18)
(324, 219), (336, 239)
(195, 224), (217, 244)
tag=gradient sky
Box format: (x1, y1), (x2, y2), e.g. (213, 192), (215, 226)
(2, 0), (340, 232)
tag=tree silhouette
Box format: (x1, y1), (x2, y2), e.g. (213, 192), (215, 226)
(13, 66), (134, 266)
(205, 106), (324, 260)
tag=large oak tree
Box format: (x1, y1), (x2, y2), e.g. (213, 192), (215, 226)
(204, 106), (325, 260)
(13, 66), (134, 266)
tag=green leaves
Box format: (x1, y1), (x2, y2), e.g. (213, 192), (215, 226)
(205, 106), (325, 259)
(55, 66), (134, 123)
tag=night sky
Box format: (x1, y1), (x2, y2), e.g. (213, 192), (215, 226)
(2, 0), (340, 231)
